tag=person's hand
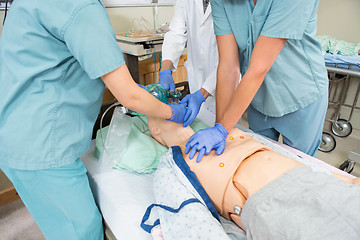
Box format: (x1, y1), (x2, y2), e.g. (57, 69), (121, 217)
(185, 123), (229, 163)
(137, 83), (147, 90)
(181, 90), (205, 127)
(168, 103), (187, 123)
(158, 69), (175, 91)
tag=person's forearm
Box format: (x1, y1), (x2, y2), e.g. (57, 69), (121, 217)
(128, 89), (173, 119)
(102, 64), (172, 119)
(160, 60), (174, 72)
(215, 66), (240, 122)
(215, 34), (241, 122)
(218, 69), (265, 132)
(199, 88), (210, 100)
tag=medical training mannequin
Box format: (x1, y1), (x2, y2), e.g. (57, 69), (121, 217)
(147, 117), (360, 234)
(0, 1), (186, 239)
(158, 0), (219, 127)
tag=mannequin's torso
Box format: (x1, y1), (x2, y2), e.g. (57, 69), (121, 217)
(181, 128), (303, 201)
(179, 129), (304, 229)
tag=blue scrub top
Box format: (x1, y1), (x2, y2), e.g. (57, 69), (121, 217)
(211, 0), (328, 117)
(0, 0), (125, 170)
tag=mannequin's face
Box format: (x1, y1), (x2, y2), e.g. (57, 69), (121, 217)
(147, 117), (194, 147)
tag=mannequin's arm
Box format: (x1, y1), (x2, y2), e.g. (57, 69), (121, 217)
(332, 172), (360, 186)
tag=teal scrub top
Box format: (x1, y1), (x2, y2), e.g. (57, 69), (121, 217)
(0, 0), (125, 170)
(211, 0), (328, 117)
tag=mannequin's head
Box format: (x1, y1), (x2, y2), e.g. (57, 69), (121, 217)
(147, 116), (195, 147)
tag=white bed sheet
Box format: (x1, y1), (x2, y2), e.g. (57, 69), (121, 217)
(82, 141), (155, 240)
(81, 132), (354, 240)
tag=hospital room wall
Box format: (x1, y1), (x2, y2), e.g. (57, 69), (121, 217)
(317, 0), (360, 43)
(0, 2), (359, 194)
(1, 1), (360, 39)
(0, 6), (175, 36)
(105, 6), (174, 33)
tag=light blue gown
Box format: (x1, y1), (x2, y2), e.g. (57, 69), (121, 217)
(0, 0), (125, 238)
(211, 0), (328, 156)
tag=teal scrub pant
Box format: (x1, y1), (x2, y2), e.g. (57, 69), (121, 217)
(247, 93), (328, 157)
(1, 159), (103, 240)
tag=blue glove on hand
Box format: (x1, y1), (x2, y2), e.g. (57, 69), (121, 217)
(185, 123), (229, 163)
(180, 90), (205, 127)
(137, 83), (147, 90)
(168, 103), (187, 123)
(158, 69), (175, 91)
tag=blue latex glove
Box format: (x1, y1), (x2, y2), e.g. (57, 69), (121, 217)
(158, 69), (175, 91)
(185, 123), (229, 163)
(168, 103), (187, 123)
(180, 90), (205, 127)
(137, 83), (147, 90)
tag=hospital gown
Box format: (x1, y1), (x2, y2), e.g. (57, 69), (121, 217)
(142, 147), (246, 240)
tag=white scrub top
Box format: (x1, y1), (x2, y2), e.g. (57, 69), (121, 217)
(0, 0), (125, 170)
(161, 0), (218, 112)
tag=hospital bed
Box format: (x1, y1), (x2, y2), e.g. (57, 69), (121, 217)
(319, 53), (360, 173)
(81, 106), (355, 240)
